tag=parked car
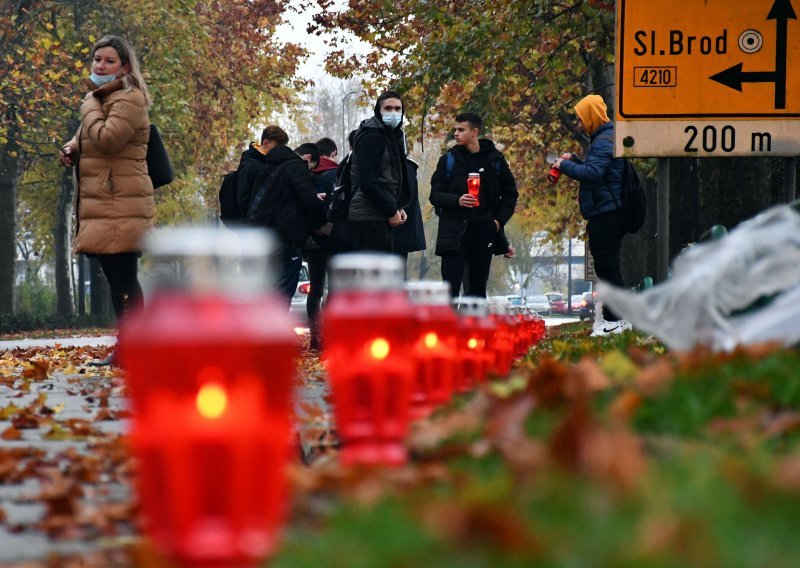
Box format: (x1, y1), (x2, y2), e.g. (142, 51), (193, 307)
(545, 292), (567, 315)
(487, 295), (509, 307)
(505, 295), (526, 307)
(570, 294), (585, 312)
(290, 262), (311, 322)
(579, 291), (595, 320)
(526, 294), (551, 315)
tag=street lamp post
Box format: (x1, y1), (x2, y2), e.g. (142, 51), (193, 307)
(342, 90), (362, 151)
(566, 238), (573, 316)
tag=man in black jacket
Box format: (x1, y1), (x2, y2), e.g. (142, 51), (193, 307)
(234, 126), (277, 218)
(430, 112), (518, 297)
(245, 126), (326, 304)
(346, 91), (410, 252)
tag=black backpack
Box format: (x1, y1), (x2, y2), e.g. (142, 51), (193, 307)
(327, 154), (352, 223)
(597, 134), (646, 234)
(246, 161), (291, 227)
(218, 170), (240, 226)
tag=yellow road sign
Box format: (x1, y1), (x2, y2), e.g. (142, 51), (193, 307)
(615, 0), (800, 156)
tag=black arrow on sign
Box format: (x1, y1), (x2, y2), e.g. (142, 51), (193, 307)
(770, 0), (796, 108)
(709, 0), (797, 109)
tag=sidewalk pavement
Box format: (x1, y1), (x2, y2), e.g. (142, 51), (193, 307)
(0, 336), (117, 352)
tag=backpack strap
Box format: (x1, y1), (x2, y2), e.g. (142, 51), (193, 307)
(446, 152), (455, 182)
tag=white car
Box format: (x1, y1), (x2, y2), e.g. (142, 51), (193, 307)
(289, 262), (311, 321)
(526, 294), (551, 315)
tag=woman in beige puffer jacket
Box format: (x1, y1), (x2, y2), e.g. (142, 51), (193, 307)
(59, 36), (153, 356)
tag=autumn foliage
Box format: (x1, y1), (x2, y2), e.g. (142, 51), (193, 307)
(310, 0), (617, 236)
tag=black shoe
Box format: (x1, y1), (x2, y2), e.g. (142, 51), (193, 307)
(89, 351), (116, 367)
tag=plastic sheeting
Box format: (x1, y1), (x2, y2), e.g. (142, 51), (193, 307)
(597, 204), (800, 351)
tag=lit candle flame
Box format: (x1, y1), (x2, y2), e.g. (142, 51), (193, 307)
(424, 332), (439, 349)
(467, 337), (479, 350)
(196, 383), (227, 419)
(369, 338), (390, 360)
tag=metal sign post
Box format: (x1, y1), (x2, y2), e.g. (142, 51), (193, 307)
(584, 243), (598, 282)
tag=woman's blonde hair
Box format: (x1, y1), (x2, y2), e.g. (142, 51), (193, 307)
(91, 35), (151, 106)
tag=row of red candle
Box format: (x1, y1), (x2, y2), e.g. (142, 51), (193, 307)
(322, 255), (547, 468)
(116, 230), (545, 567)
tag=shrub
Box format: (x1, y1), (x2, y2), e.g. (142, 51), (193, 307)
(14, 276), (56, 316)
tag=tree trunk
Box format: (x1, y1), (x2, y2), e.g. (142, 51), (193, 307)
(89, 256), (113, 318)
(0, 127), (21, 315)
(54, 115), (80, 317)
(588, 56), (615, 118)
(54, 165), (75, 316)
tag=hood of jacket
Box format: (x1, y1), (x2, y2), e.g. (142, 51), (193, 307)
(265, 143), (305, 166)
(451, 138), (503, 163)
(240, 143), (269, 166)
(357, 116), (408, 156)
(575, 94), (610, 136)
(372, 99), (405, 129)
(312, 155), (339, 174)
(360, 115), (400, 134)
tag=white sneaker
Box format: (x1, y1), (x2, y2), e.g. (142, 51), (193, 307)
(591, 319), (632, 337)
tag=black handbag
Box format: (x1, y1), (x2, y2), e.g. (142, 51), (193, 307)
(146, 124), (174, 189)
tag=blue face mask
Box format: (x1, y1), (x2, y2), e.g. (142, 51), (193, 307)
(381, 111), (402, 129)
(90, 72), (117, 87)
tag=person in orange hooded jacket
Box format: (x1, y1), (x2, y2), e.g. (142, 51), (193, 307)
(554, 95), (631, 336)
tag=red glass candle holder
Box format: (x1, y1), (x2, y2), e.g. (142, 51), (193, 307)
(533, 313), (546, 343)
(486, 302), (515, 377)
(453, 297), (496, 391)
(323, 254), (417, 466)
(513, 305), (533, 357)
(118, 227), (297, 567)
(406, 281), (459, 417)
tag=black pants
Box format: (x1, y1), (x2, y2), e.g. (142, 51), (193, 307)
(273, 243), (303, 306)
(96, 252), (143, 321)
(305, 247), (328, 344)
(440, 222), (496, 298)
(342, 220), (394, 253)
(587, 210), (625, 321)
